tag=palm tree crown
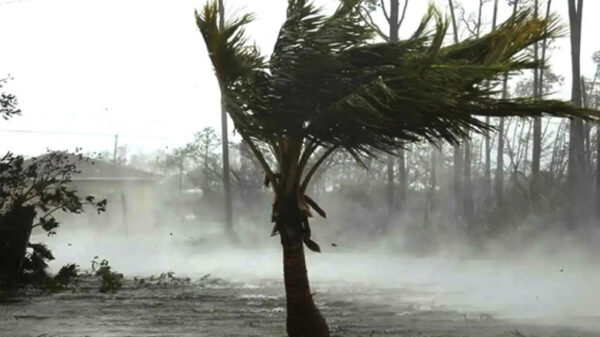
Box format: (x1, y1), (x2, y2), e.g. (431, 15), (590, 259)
(196, 0), (593, 232)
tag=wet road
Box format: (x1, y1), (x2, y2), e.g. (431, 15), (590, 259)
(1, 274), (598, 337)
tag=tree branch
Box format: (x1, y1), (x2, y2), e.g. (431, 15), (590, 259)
(380, 0), (391, 23)
(359, 7), (390, 41)
(397, 0), (409, 30)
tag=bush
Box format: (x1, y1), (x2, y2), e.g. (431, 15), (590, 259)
(91, 257), (123, 293)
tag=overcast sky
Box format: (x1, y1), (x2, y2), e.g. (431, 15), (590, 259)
(0, 0), (598, 157)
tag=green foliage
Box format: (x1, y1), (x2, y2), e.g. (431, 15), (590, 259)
(195, 3), (262, 87)
(157, 127), (225, 192)
(0, 76), (20, 120)
(91, 257), (123, 293)
(52, 263), (79, 288)
(0, 151), (107, 235)
(0, 151), (107, 289)
(16, 243), (80, 291)
(20, 243), (54, 285)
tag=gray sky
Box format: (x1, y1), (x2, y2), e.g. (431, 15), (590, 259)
(0, 0), (598, 156)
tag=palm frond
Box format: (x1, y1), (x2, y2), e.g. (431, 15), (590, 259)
(195, 2), (263, 86)
(197, 0), (597, 159)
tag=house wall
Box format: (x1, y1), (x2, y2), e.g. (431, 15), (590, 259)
(67, 180), (159, 234)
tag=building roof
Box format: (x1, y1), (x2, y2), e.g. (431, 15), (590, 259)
(30, 152), (162, 182)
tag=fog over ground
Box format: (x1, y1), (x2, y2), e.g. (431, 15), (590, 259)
(32, 205), (600, 334)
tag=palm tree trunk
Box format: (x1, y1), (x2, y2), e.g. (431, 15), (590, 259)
(282, 241), (329, 337)
(277, 195), (330, 337)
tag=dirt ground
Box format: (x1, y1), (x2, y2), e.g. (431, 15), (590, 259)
(1, 274), (599, 337)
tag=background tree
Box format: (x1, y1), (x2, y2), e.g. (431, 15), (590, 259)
(531, 0), (552, 201)
(567, 0), (587, 226)
(189, 127), (222, 192)
(458, 0), (490, 231)
(448, 0), (465, 221)
(590, 50), (600, 213)
(496, 0), (521, 205)
(0, 76), (20, 120)
(362, 0), (410, 227)
(196, 1), (591, 335)
(160, 144), (198, 195)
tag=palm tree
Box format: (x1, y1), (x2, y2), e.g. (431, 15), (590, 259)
(195, 1), (593, 335)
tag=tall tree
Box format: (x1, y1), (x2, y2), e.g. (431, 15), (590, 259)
(448, 0), (464, 220)
(567, 0), (587, 225)
(531, 0), (552, 201)
(592, 50), (600, 214)
(217, 0), (234, 238)
(531, 0), (541, 187)
(496, 0), (520, 205)
(378, 0), (409, 225)
(196, 1), (590, 335)
(482, 0), (499, 198)
(464, 0), (488, 229)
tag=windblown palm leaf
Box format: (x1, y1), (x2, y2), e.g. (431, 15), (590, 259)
(197, 1), (590, 154)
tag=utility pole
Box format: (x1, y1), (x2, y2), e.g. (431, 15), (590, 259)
(218, 0), (234, 239)
(113, 134), (118, 164)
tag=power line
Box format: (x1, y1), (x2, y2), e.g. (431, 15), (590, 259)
(0, 128), (180, 140)
(0, 0), (35, 5)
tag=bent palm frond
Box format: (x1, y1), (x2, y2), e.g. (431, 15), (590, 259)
(196, 0), (597, 158)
